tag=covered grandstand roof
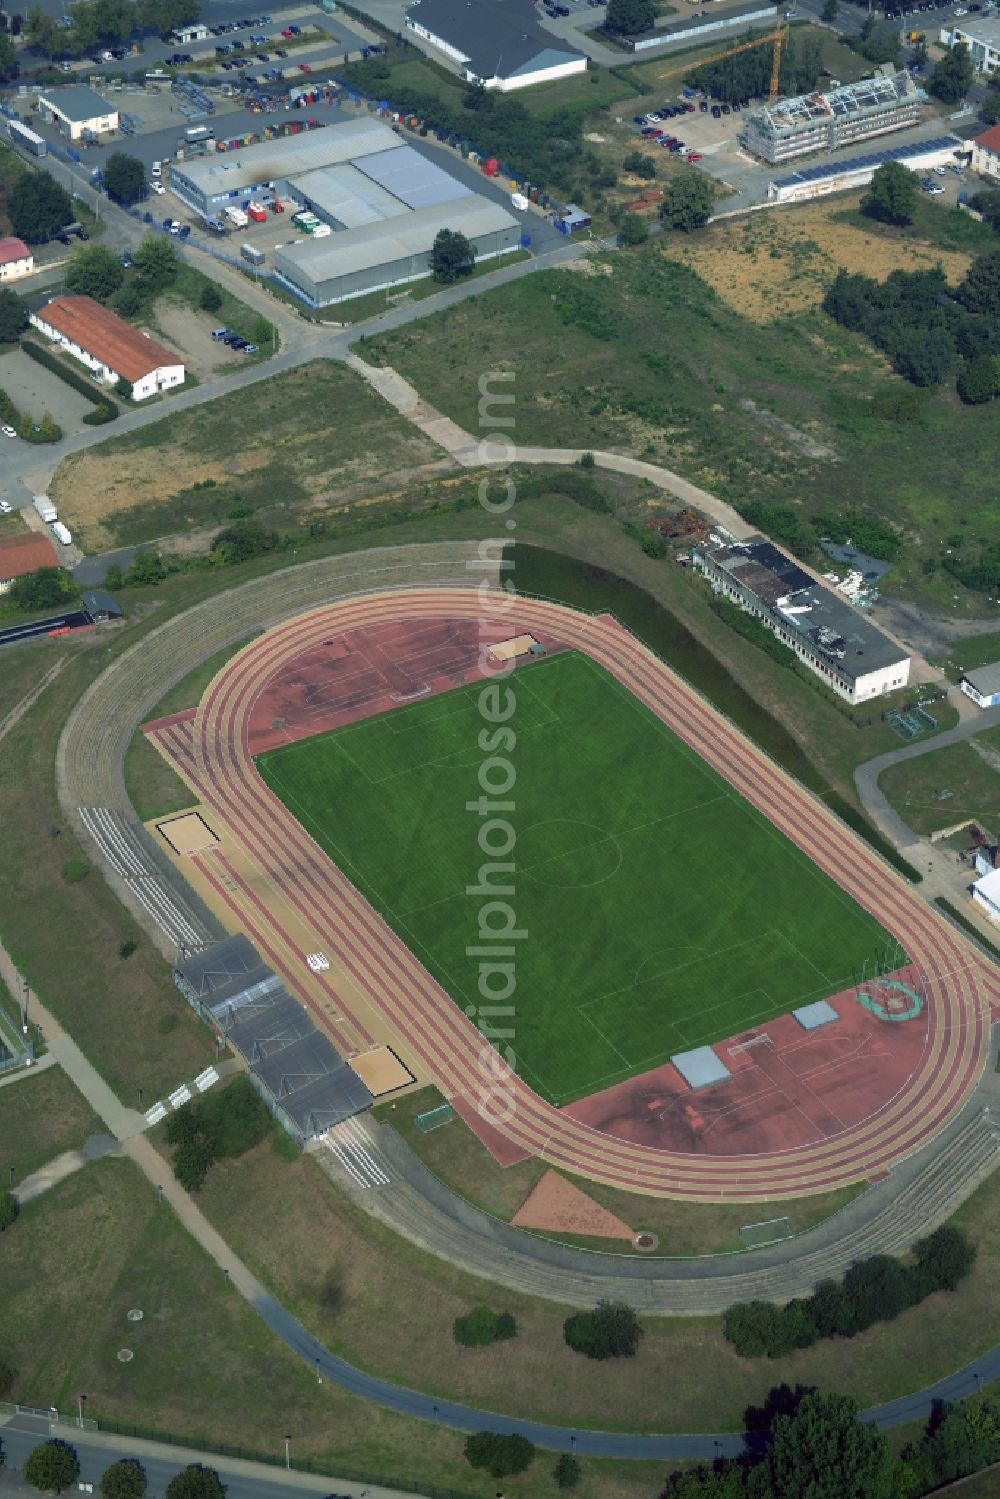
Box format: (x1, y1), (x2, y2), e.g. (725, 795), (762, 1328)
(173, 936), (373, 1137)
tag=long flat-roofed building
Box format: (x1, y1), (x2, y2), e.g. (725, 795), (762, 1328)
(405, 0), (586, 91)
(742, 66), (921, 164)
(173, 118), (520, 307)
(29, 295), (184, 400)
(693, 536), (910, 704)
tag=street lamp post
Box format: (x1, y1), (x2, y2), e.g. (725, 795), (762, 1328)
(283, 1436), (291, 1470)
(76, 1393), (86, 1428)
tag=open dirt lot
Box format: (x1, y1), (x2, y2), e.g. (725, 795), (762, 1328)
(660, 194), (975, 322)
(151, 301), (248, 380)
(49, 360), (454, 551)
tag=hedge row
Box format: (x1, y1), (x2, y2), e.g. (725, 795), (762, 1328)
(21, 338), (118, 419)
(723, 1225), (975, 1359)
(708, 594), (798, 670)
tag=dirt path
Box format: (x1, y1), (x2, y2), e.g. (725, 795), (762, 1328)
(0, 658), (66, 748)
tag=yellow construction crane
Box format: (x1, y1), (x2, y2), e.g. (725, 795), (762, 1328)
(659, 21), (788, 103)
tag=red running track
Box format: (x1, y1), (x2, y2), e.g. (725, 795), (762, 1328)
(164, 591), (998, 1201)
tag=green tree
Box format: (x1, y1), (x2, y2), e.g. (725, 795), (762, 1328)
(619, 212), (649, 246)
(821, 0), (838, 19)
(891, 325), (955, 387)
(7, 567), (74, 611)
(855, 17), (898, 64)
(0, 32), (17, 82)
(111, 285), (144, 318)
(843, 1254), (913, 1331)
(125, 550), (167, 586)
(453, 1307), (500, 1346)
(0, 287), (28, 343)
(464, 1432), (535, 1478)
(24, 7), (64, 56)
(24, 1440), (80, 1494)
(65, 245), (124, 303)
(554, 1454), (581, 1489)
(199, 283), (223, 312)
(930, 41), (974, 103)
(131, 234), (178, 290)
(211, 521), (278, 566)
(38, 411), (60, 442)
(912, 35), (929, 68)
(862, 160), (919, 225)
(115, 377), (134, 400)
(660, 172), (714, 232)
(8, 173), (73, 244)
(103, 152), (146, 206)
(914, 1224), (977, 1290)
(958, 355), (1000, 405)
(103, 563), (124, 590)
(606, 0), (655, 34)
(723, 1299), (786, 1357)
(809, 1278), (857, 1339)
(100, 1460), (147, 1499)
(959, 248), (1000, 317)
(622, 150), (656, 180)
(164, 1468), (226, 1499)
(982, 92), (1000, 126)
(429, 227), (475, 284)
(0, 1191), (19, 1231)
(564, 1300), (644, 1359)
(763, 1392), (894, 1499)
(916, 1399), (1000, 1487)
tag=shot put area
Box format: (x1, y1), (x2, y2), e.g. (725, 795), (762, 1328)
(140, 589), (999, 1201)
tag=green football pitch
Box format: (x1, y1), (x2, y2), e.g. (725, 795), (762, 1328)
(257, 652), (901, 1105)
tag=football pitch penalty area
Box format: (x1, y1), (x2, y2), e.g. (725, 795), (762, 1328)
(257, 651), (901, 1106)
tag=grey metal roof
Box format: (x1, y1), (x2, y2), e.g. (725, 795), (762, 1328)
(405, 0), (584, 80)
(274, 195), (517, 284)
(39, 84), (116, 122)
(963, 662), (1000, 698)
(295, 164), (402, 227)
(174, 936), (372, 1136)
(358, 145), (471, 210)
(82, 589), (122, 619)
(178, 118), (398, 196)
(706, 537), (908, 681)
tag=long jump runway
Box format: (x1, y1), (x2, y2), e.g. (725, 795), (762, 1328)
(147, 590), (999, 1201)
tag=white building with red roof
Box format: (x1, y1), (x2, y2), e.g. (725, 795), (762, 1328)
(971, 124), (1000, 183)
(29, 295), (184, 401)
(0, 237), (33, 283)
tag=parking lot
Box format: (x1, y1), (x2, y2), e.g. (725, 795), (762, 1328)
(0, 347), (96, 437)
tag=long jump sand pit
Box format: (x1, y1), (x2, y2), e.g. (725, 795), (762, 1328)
(349, 1046), (414, 1098)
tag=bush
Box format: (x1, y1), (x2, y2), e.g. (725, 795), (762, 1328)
(61, 859), (90, 883)
(564, 1300), (643, 1359)
(24, 1440), (80, 1494)
(211, 521), (278, 566)
(164, 1467), (226, 1499)
(454, 1306), (500, 1345)
(167, 1077), (270, 1190)
(100, 1460), (147, 1499)
(464, 1432), (535, 1478)
(200, 283), (223, 312)
(554, 1454), (581, 1489)
(913, 1224), (976, 1292)
(0, 1190), (19, 1231)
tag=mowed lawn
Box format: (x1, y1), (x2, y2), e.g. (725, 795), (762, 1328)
(258, 652), (895, 1103)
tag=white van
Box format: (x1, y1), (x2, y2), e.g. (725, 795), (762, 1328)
(151, 160), (162, 178)
(51, 521), (72, 545)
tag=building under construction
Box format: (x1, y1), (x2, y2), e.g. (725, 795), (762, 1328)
(741, 66), (921, 165)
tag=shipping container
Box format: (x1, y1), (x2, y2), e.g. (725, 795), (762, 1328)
(8, 118), (46, 156)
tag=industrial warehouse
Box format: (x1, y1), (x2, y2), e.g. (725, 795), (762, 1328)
(170, 118), (521, 306)
(693, 537), (910, 704)
(741, 66), (921, 164)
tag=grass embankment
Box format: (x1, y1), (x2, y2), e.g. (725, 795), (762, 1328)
(260, 649), (895, 1103)
(2, 1157), (669, 1499)
(364, 241), (1000, 616)
(0, 1067), (102, 1183)
(880, 730), (1000, 838)
(381, 1085), (864, 1254)
(0, 636), (212, 1100)
(124, 638), (261, 822)
(49, 360), (451, 553)
(189, 1132), (1000, 1433)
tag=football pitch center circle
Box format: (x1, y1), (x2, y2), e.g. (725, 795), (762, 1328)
(186, 586), (997, 1201)
(517, 818), (624, 889)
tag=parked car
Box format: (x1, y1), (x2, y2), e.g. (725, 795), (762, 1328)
(931, 164), (947, 174)
(0, 427), (16, 439)
(151, 180), (165, 194)
(243, 344), (259, 354)
(161, 216), (172, 230)
(298, 61), (311, 72)
(151, 160), (161, 177)
(211, 327), (231, 340)
(168, 220), (181, 233)
(0, 498), (12, 511)
(274, 46), (287, 56)
(688, 150), (703, 161)
(121, 249), (132, 267)
(178, 224), (191, 239)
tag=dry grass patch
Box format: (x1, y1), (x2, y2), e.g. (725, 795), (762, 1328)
(49, 362), (451, 551)
(0, 1067), (102, 1182)
(661, 196), (973, 322)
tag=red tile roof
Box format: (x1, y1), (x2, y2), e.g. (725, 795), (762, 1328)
(975, 124), (1000, 156)
(0, 237), (31, 265)
(0, 531), (60, 581)
(35, 295), (183, 384)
